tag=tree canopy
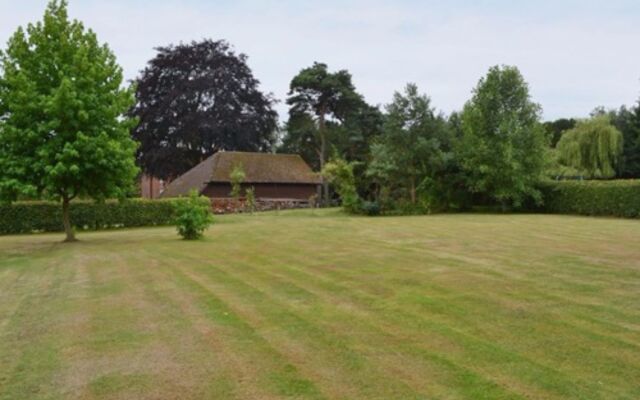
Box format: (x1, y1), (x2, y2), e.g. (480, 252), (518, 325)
(130, 39), (278, 181)
(555, 116), (623, 179)
(284, 62), (366, 203)
(367, 84), (452, 209)
(609, 104), (640, 178)
(458, 65), (547, 208)
(544, 118), (576, 147)
(0, 0), (138, 241)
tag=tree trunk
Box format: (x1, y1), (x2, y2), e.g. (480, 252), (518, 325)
(62, 196), (76, 242)
(410, 177), (416, 205)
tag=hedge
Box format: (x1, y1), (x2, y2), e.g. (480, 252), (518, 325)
(0, 198), (187, 235)
(539, 180), (640, 218)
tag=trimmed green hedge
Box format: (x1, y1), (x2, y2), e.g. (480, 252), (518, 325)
(540, 180), (640, 218)
(0, 198), (186, 235)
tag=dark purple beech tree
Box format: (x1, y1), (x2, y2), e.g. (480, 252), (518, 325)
(130, 40), (278, 181)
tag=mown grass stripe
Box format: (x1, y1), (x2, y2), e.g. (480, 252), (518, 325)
(0, 254), (76, 400)
(159, 258), (328, 400)
(156, 246), (522, 400)
(219, 238), (619, 399)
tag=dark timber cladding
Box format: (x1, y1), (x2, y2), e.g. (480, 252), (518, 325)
(161, 151), (321, 200)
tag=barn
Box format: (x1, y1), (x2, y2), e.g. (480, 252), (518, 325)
(160, 151), (321, 204)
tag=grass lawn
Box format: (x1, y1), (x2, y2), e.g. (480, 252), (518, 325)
(0, 209), (639, 399)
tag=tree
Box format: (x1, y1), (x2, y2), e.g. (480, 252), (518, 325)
(609, 104), (640, 178)
(330, 103), (384, 164)
(0, 0), (138, 242)
(285, 62), (364, 204)
(280, 113), (320, 169)
(459, 65), (547, 208)
(322, 158), (360, 213)
(229, 163), (245, 199)
(130, 40), (278, 181)
(555, 116), (623, 179)
(366, 84), (452, 209)
(280, 103), (383, 200)
(543, 118), (577, 147)
(244, 186), (256, 214)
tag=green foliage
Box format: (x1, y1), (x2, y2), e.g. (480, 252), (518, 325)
(245, 186), (256, 214)
(554, 116), (623, 179)
(0, 198), (180, 235)
(360, 201), (381, 216)
(229, 163), (246, 199)
(0, 0), (138, 240)
(540, 180), (640, 218)
(173, 190), (213, 240)
(285, 62), (370, 203)
(609, 104), (640, 178)
(308, 193), (318, 209)
(367, 84), (462, 213)
(544, 118), (577, 147)
(322, 158), (360, 213)
(459, 65), (548, 208)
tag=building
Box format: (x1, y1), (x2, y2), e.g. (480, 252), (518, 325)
(140, 174), (165, 199)
(160, 151), (321, 202)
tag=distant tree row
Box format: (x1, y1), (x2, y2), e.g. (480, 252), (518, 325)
(284, 62), (640, 212)
(127, 37), (639, 196)
(127, 32), (640, 208)
(315, 65), (549, 211)
(2, 0), (640, 237)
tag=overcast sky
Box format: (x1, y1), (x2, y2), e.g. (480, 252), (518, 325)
(2, 0), (639, 121)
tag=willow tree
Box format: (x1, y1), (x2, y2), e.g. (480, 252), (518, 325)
(556, 116), (623, 179)
(0, 0), (137, 241)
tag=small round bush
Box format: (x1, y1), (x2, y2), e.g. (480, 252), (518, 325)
(174, 190), (213, 240)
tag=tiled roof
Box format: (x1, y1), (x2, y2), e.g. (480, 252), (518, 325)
(161, 151), (320, 198)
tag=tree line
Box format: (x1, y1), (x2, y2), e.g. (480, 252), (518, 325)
(130, 38), (639, 212)
(1, 1), (639, 239)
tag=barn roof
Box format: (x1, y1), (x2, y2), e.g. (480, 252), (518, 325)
(161, 151), (320, 198)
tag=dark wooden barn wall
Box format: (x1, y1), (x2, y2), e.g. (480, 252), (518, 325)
(201, 182), (318, 200)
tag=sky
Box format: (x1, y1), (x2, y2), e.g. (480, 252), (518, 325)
(1, 0), (639, 121)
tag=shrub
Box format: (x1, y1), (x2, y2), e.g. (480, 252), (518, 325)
(322, 159), (361, 213)
(360, 201), (381, 216)
(245, 186), (256, 214)
(230, 163), (245, 199)
(173, 190), (214, 240)
(539, 180), (640, 218)
(0, 198), (180, 235)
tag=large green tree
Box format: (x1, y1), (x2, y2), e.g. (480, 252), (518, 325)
(459, 65), (547, 208)
(285, 62), (365, 204)
(555, 116), (623, 179)
(367, 84), (451, 208)
(0, 0), (138, 241)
